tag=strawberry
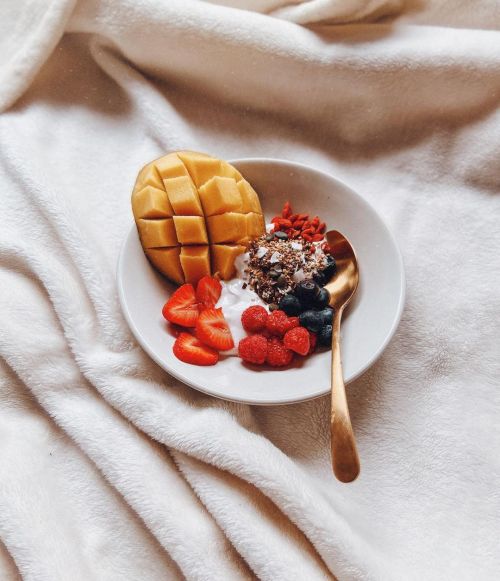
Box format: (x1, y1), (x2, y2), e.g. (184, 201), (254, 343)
(241, 305), (268, 333)
(173, 332), (219, 366)
(162, 284), (199, 327)
(196, 308), (234, 351)
(238, 334), (268, 364)
(283, 327), (310, 356)
(266, 337), (293, 367)
(196, 276), (222, 309)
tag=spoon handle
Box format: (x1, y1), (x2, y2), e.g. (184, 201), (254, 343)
(330, 309), (360, 483)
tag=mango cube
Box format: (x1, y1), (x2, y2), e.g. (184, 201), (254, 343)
(219, 161), (242, 181)
(132, 186), (173, 220)
(164, 176), (203, 216)
(178, 151), (222, 187)
(206, 212), (247, 244)
(137, 218), (178, 248)
(133, 162), (164, 193)
(180, 246), (211, 284)
(154, 153), (190, 181)
(245, 212), (265, 239)
(237, 179), (262, 214)
(145, 247), (184, 285)
(211, 244), (246, 280)
(173, 216), (208, 245)
(198, 176), (243, 216)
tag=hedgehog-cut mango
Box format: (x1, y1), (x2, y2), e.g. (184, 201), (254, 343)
(131, 151), (264, 285)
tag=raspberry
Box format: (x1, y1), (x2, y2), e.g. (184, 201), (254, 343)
(238, 334), (268, 364)
(265, 310), (291, 337)
(283, 316), (299, 333)
(241, 306), (268, 333)
(283, 327), (310, 356)
(266, 337), (293, 367)
(308, 331), (317, 354)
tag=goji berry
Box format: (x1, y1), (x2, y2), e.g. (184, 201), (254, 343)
(292, 220), (305, 229)
(312, 233), (324, 242)
(297, 213), (309, 220)
(289, 214), (298, 222)
(318, 222), (326, 233)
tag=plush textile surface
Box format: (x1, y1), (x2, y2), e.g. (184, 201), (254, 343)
(1, 1), (499, 579)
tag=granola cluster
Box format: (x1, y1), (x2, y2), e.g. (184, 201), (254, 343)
(243, 234), (328, 305)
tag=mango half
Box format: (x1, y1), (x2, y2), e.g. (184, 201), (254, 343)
(131, 151), (264, 285)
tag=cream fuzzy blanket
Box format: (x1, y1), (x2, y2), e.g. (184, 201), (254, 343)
(1, 1), (499, 579)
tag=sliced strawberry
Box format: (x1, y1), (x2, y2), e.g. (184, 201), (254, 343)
(162, 284), (199, 327)
(173, 332), (219, 366)
(195, 308), (234, 351)
(196, 276), (222, 309)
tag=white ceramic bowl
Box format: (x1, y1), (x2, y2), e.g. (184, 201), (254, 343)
(118, 158), (405, 405)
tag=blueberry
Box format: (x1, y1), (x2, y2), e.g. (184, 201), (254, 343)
(317, 307), (334, 326)
(313, 270), (327, 286)
(312, 287), (330, 309)
(275, 231), (288, 240)
(318, 324), (333, 346)
(299, 309), (324, 333)
(294, 280), (320, 304)
(279, 294), (302, 316)
(322, 255), (337, 279)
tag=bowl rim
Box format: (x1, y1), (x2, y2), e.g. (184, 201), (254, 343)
(117, 157), (406, 405)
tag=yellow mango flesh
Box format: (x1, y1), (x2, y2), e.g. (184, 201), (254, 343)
(131, 151), (265, 283)
(180, 246), (211, 284)
(132, 186), (173, 220)
(173, 215), (208, 245)
(134, 163), (164, 193)
(237, 179), (262, 214)
(198, 176), (243, 216)
(211, 244), (246, 280)
(164, 176), (203, 216)
(245, 212), (266, 238)
(178, 151), (222, 188)
(137, 218), (178, 248)
(206, 212), (248, 244)
(155, 153), (190, 181)
(145, 247), (184, 285)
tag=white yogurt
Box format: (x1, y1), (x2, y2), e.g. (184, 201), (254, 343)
(217, 278), (267, 355)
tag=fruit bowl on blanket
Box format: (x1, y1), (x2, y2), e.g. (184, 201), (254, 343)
(118, 156), (405, 405)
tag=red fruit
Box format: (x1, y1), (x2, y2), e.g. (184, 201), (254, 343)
(308, 331), (317, 354)
(196, 275), (222, 309)
(173, 332), (219, 366)
(162, 284), (199, 327)
(283, 316), (299, 333)
(266, 337), (293, 367)
(265, 310), (290, 337)
(283, 327), (310, 356)
(241, 305), (269, 333)
(195, 308), (234, 351)
(238, 334), (268, 364)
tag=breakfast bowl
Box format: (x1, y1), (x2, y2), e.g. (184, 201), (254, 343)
(117, 158), (405, 405)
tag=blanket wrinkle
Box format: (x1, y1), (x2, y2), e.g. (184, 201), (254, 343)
(1, 0), (500, 579)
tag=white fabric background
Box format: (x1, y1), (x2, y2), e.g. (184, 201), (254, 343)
(1, 0), (499, 579)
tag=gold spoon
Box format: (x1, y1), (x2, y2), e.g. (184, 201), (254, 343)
(324, 230), (360, 483)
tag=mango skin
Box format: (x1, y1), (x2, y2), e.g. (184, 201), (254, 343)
(132, 151), (265, 285)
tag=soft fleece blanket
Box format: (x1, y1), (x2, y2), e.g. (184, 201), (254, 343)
(1, 1), (499, 579)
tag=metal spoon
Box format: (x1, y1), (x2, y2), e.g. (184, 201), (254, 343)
(324, 230), (360, 483)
